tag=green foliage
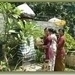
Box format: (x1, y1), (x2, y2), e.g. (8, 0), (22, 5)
(28, 2), (75, 36)
(23, 21), (43, 38)
(65, 26), (75, 51)
(35, 49), (44, 63)
(0, 61), (9, 71)
(0, 2), (44, 71)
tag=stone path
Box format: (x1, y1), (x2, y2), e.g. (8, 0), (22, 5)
(65, 68), (75, 71)
(15, 63), (75, 71)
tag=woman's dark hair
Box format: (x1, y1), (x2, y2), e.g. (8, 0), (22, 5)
(58, 29), (65, 34)
(44, 27), (48, 31)
(48, 28), (57, 34)
(44, 28), (57, 34)
(48, 28), (53, 33)
(52, 29), (57, 34)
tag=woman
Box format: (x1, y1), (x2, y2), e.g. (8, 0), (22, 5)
(41, 28), (52, 71)
(54, 29), (66, 71)
(42, 28), (52, 61)
(42, 28), (57, 71)
(49, 29), (57, 71)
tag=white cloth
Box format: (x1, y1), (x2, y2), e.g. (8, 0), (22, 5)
(49, 34), (57, 71)
(50, 34), (57, 52)
(49, 56), (56, 71)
